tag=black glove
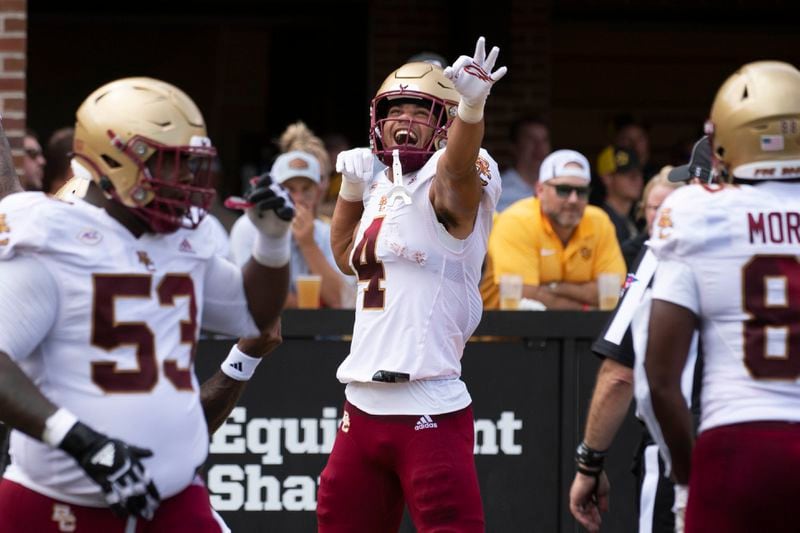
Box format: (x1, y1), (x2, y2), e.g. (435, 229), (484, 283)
(246, 173), (295, 222)
(60, 422), (161, 520)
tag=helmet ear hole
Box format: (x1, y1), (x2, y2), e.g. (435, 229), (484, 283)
(101, 154), (122, 169)
(741, 86), (749, 101)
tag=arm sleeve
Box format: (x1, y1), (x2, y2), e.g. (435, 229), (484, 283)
(651, 259), (700, 315)
(0, 256), (58, 360)
(228, 214), (258, 268)
(201, 255), (260, 338)
(489, 211), (540, 286)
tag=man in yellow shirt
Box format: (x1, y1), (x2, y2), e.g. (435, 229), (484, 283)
(481, 149), (625, 309)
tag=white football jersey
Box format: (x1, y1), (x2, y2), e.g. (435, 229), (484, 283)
(0, 192), (258, 506)
(336, 148), (500, 386)
(649, 182), (800, 433)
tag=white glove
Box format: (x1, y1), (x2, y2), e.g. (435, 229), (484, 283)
(672, 484), (688, 533)
(336, 148), (374, 202)
(443, 36), (508, 124)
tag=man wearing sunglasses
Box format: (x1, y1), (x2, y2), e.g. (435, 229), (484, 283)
(483, 149), (625, 309)
(21, 131), (47, 192)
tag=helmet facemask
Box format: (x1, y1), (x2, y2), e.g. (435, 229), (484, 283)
(84, 131), (217, 234)
(369, 62), (459, 174)
(74, 77), (218, 234)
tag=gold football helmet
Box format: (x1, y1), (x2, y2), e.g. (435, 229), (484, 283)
(370, 62), (459, 172)
(707, 61), (800, 180)
(73, 77), (217, 232)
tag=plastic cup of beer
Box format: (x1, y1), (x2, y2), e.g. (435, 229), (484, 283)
(597, 272), (622, 310)
(499, 274), (524, 310)
(296, 274), (322, 309)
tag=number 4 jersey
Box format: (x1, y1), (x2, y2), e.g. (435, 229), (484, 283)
(0, 192), (259, 506)
(649, 181), (800, 433)
(336, 149), (501, 387)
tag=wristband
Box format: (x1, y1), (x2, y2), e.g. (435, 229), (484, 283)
(252, 231), (290, 268)
(338, 179), (365, 203)
(457, 98), (485, 124)
(42, 408), (79, 447)
(221, 344), (263, 381)
(575, 441), (607, 469)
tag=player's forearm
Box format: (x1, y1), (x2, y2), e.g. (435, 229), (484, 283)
(242, 261), (289, 330)
(0, 351), (57, 439)
(202, 325), (282, 434)
(582, 359), (634, 451)
(201, 371), (247, 435)
(439, 117), (483, 180)
(0, 120), (22, 200)
(649, 387), (693, 484)
(330, 198), (362, 274)
(297, 242), (344, 308)
(645, 299), (697, 484)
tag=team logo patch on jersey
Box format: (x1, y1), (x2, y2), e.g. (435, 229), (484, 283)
(179, 238), (195, 254)
(341, 410), (351, 433)
(137, 251), (156, 272)
(77, 228), (102, 245)
(51, 503), (76, 532)
(580, 247), (592, 260)
(475, 157), (492, 186)
(414, 415), (438, 431)
(656, 208), (674, 239)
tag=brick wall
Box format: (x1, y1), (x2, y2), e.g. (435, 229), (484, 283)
(0, 0), (26, 173)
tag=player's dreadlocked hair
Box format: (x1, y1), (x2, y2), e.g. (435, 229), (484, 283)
(278, 121), (331, 178)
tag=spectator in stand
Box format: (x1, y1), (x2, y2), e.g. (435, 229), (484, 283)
(620, 165), (684, 268)
(230, 149), (346, 308)
(600, 146), (644, 246)
(279, 122), (333, 220)
(21, 130), (46, 192)
(612, 113), (659, 180)
(481, 149), (625, 309)
(42, 127), (74, 194)
(497, 115), (551, 212)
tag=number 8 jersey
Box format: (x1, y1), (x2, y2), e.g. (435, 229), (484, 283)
(649, 182), (800, 433)
(0, 192), (259, 506)
(336, 149), (501, 388)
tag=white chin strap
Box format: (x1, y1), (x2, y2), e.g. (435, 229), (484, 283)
(734, 159), (800, 180)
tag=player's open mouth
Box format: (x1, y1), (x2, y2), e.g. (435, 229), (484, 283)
(393, 129), (418, 145)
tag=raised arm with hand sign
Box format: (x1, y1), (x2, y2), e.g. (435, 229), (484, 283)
(444, 36), (508, 123)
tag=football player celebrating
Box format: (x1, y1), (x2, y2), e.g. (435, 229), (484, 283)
(0, 77), (291, 531)
(316, 37), (506, 532)
(646, 61), (800, 532)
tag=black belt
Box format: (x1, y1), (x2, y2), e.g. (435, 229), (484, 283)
(372, 370), (410, 383)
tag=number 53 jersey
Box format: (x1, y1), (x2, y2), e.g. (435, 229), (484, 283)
(336, 148), (501, 384)
(649, 182), (800, 433)
(0, 192), (259, 506)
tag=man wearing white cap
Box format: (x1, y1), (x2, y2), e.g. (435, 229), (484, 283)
(481, 149), (625, 309)
(230, 150), (345, 308)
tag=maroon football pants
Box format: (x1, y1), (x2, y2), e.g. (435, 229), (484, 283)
(317, 401), (484, 533)
(0, 476), (224, 532)
(686, 421), (800, 533)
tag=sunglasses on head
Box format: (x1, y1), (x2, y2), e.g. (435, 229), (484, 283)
(545, 182), (591, 199)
